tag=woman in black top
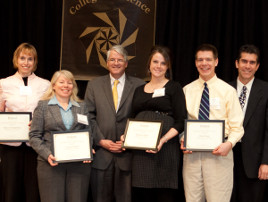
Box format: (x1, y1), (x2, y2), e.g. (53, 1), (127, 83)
(131, 46), (187, 202)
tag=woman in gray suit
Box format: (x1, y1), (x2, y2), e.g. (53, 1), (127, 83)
(29, 70), (92, 202)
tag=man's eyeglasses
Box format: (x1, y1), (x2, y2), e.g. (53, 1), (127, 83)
(108, 58), (125, 63)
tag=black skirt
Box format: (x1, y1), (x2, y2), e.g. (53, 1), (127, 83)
(132, 111), (181, 189)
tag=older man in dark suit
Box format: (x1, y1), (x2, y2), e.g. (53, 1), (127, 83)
(229, 44), (268, 202)
(84, 45), (145, 202)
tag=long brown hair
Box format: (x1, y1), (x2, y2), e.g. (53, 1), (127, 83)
(147, 45), (173, 80)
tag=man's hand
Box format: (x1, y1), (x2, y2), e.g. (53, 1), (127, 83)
(180, 140), (192, 154)
(212, 141), (232, 156)
(99, 139), (123, 153)
(258, 164), (268, 180)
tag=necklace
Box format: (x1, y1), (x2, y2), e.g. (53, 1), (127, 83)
(146, 79), (168, 93)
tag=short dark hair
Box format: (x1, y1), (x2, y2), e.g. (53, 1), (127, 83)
(195, 44), (218, 59)
(147, 45), (173, 80)
(237, 44), (260, 64)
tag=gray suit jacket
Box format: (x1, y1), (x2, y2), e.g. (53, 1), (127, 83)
(229, 78), (268, 178)
(29, 100), (92, 161)
(84, 74), (145, 171)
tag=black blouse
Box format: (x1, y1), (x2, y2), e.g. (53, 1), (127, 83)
(132, 80), (187, 133)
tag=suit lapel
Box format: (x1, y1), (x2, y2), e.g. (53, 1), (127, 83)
(48, 105), (67, 130)
(102, 75), (116, 113)
(69, 105), (79, 130)
(244, 79), (262, 127)
(118, 75), (133, 111)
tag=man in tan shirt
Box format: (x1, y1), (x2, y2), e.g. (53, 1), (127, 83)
(181, 44), (244, 202)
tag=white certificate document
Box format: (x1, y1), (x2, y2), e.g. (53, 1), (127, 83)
(52, 130), (92, 163)
(184, 120), (225, 151)
(0, 112), (31, 142)
(122, 119), (163, 151)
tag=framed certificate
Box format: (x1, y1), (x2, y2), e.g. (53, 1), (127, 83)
(0, 112), (32, 142)
(122, 119), (163, 151)
(52, 129), (92, 163)
(184, 120), (225, 151)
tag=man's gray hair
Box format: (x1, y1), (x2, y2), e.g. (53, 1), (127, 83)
(107, 45), (128, 62)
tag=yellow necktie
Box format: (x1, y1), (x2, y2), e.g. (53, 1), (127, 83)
(112, 80), (119, 110)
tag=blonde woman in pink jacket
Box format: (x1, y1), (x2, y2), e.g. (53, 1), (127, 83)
(0, 43), (50, 202)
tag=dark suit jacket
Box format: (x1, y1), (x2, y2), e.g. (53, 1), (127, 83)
(229, 78), (268, 178)
(29, 100), (92, 161)
(84, 74), (145, 171)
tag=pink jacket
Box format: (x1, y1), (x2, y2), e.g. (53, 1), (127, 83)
(0, 72), (50, 146)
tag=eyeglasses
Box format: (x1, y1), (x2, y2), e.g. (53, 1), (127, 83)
(108, 58), (125, 63)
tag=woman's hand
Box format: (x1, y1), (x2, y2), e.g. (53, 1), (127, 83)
(83, 149), (95, 163)
(48, 154), (58, 166)
(28, 120), (32, 130)
(146, 137), (165, 153)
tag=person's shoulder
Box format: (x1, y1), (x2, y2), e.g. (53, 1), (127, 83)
(167, 80), (181, 86)
(254, 78), (268, 87)
(77, 100), (87, 107)
(216, 78), (236, 90)
(228, 79), (236, 87)
(34, 75), (50, 85)
(88, 75), (109, 85)
(183, 79), (199, 90)
(126, 75), (145, 88)
(127, 75), (145, 84)
(74, 101), (87, 111)
(39, 99), (49, 104)
(36, 100), (49, 109)
(0, 74), (16, 83)
(166, 80), (183, 89)
(0, 74), (20, 89)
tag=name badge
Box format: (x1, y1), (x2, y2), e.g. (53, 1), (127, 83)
(77, 114), (89, 125)
(20, 86), (32, 96)
(210, 97), (221, 109)
(152, 88), (165, 98)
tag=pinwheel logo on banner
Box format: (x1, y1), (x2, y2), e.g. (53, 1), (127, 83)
(79, 9), (139, 69)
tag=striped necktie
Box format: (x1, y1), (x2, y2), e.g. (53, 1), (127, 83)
(112, 80), (119, 110)
(198, 82), (209, 120)
(239, 85), (247, 109)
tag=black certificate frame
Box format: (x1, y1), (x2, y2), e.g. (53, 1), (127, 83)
(51, 129), (93, 163)
(0, 112), (32, 142)
(122, 119), (163, 151)
(184, 120), (225, 151)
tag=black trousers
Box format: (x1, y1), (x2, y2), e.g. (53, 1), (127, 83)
(0, 143), (40, 202)
(132, 187), (181, 202)
(231, 143), (267, 202)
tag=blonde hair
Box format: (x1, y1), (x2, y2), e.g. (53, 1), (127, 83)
(42, 70), (81, 102)
(13, 43), (38, 71)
